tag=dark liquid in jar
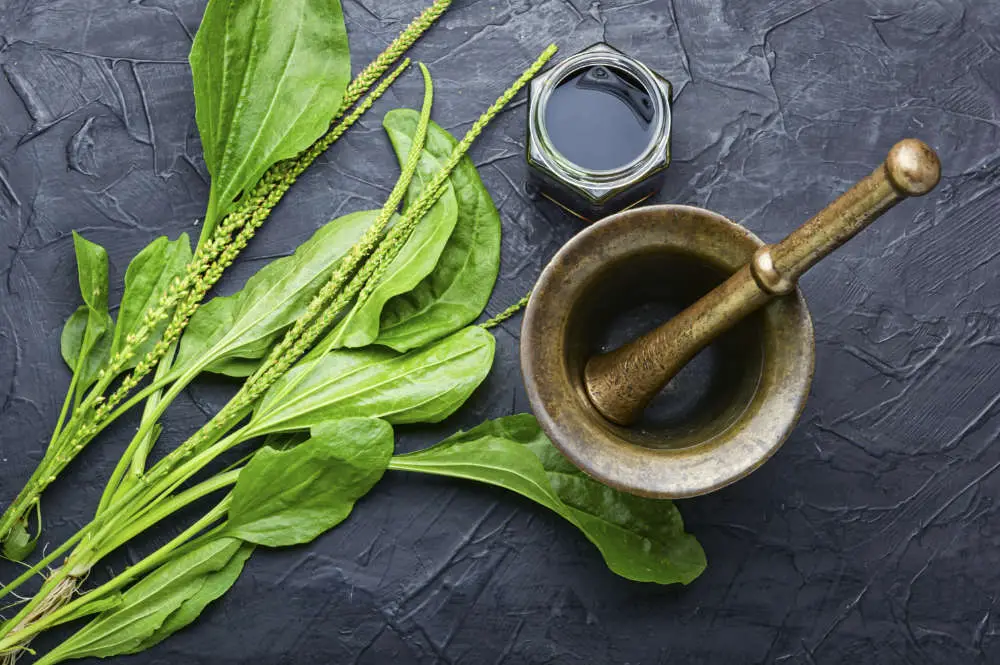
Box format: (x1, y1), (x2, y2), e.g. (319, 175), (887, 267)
(544, 65), (654, 171)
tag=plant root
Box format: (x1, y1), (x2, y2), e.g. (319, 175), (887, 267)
(0, 573), (81, 664)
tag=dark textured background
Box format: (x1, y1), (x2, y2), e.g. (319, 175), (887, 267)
(1, 0), (999, 663)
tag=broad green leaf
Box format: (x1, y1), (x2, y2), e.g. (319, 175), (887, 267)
(225, 418), (393, 547)
(248, 326), (495, 436)
(328, 117), (460, 349)
(376, 110), (502, 352)
(174, 210), (376, 376)
(390, 415), (707, 585)
(191, 0), (351, 238)
(43, 538), (248, 661)
(111, 234), (193, 370)
(129, 542), (254, 653)
(524, 436), (706, 585)
(60, 232), (114, 391)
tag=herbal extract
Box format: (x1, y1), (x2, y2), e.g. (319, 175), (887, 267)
(527, 43), (673, 222)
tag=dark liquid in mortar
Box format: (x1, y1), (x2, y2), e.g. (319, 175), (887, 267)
(544, 65), (654, 171)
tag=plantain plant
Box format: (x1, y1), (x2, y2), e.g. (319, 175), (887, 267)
(0, 0), (706, 662)
(0, 0), (452, 561)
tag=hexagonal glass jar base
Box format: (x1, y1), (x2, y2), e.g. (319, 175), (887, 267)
(528, 165), (668, 223)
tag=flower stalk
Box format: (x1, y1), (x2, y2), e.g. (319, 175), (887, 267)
(0, 0), (454, 556)
(0, 44), (557, 663)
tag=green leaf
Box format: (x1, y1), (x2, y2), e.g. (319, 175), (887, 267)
(111, 234), (193, 371)
(60, 306), (88, 366)
(190, 0), (351, 238)
(2, 496), (40, 562)
(248, 326), (495, 436)
(174, 210), (376, 376)
(328, 119), (460, 349)
(60, 307), (92, 375)
(2, 520), (35, 561)
(225, 418), (393, 547)
(375, 109), (502, 352)
(60, 232), (114, 391)
(72, 232), (110, 312)
(390, 415), (707, 585)
(129, 542), (254, 653)
(44, 538), (249, 661)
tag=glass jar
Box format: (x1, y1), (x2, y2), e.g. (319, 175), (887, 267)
(527, 43), (674, 222)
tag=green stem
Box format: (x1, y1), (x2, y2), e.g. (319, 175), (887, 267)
(0, 541), (97, 648)
(0, 368), (181, 549)
(0, 528), (90, 610)
(96, 354), (210, 515)
(0, 358), (197, 549)
(0, 416), (238, 619)
(88, 441), (237, 562)
(50, 368), (80, 446)
(82, 369), (183, 432)
(198, 188), (225, 247)
(54, 367), (177, 469)
(6, 499), (231, 658)
(130, 345), (180, 476)
(122, 426), (251, 533)
(93, 470), (238, 561)
(0, 364), (84, 551)
(159, 522), (230, 565)
(0, 469), (236, 649)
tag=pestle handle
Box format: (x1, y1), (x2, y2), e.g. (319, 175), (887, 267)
(584, 139), (941, 426)
(756, 139), (941, 295)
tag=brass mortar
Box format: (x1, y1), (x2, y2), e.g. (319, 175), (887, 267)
(521, 139), (941, 498)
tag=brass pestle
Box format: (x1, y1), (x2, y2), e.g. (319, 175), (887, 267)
(583, 139), (942, 426)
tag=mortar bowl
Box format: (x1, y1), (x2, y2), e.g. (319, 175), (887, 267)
(521, 205), (815, 498)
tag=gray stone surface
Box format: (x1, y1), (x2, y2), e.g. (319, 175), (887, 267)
(1, 0), (999, 662)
